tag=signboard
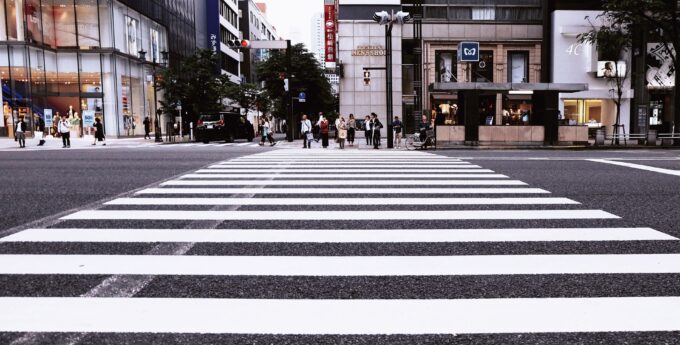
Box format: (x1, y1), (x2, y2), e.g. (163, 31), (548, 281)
(351, 45), (386, 56)
(596, 61), (626, 78)
(637, 105), (647, 132)
(298, 92), (306, 103)
(206, 0), (221, 74)
(44, 109), (53, 127)
(457, 42), (480, 63)
(125, 16), (138, 56)
(324, 1), (336, 63)
(82, 111), (95, 128)
(647, 43), (675, 88)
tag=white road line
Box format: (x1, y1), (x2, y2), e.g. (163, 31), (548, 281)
(197, 169), (496, 173)
(160, 180), (527, 186)
(4, 297), (680, 334)
(180, 174), (508, 179)
(136, 188), (550, 195)
(104, 197), (577, 206)
(61, 209), (618, 221)
(589, 159), (680, 177)
(217, 161), (471, 165)
(3, 228), (673, 243)
(0, 253), (676, 276)
(208, 164), (485, 169)
(232, 158), (462, 162)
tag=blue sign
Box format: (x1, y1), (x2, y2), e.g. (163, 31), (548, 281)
(457, 42), (480, 62)
(82, 111), (95, 127)
(298, 92), (306, 100)
(206, 0), (221, 74)
(44, 109), (53, 127)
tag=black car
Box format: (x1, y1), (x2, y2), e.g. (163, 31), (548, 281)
(195, 112), (255, 143)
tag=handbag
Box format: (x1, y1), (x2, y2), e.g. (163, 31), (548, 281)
(306, 132), (314, 141)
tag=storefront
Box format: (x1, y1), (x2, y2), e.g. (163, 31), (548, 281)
(0, 0), (168, 139)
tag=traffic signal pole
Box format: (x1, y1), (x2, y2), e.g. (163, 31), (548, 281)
(286, 40), (294, 142)
(385, 23), (394, 149)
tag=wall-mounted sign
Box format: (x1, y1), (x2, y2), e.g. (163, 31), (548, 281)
(597, 61), (626, 78)
(647, 43), (675, 88)
(324, 1), (336, 63)
(125, 16), (138, 56)
(352, 45), (386, 56)
(457, 42), (480, 62)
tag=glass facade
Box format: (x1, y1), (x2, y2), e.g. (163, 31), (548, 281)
(0, 0), (169, 138)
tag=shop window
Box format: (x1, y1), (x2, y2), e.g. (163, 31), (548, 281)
(503, 99), (532, 126)
(472, 51), (493, 82)
(76, 0), (100, 48)
(26, 0), (42, 43)
(54, 0), (77, 48)
(508, 51), (528, 83)
(435, 50), (457, 82)
(563, 99), (603, 127)
(5, 0), (24, 40)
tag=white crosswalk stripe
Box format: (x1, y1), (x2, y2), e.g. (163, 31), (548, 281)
(0, 148), (678, 341)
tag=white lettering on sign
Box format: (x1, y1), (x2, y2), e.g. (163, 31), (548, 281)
(565, 43), (583, 56)
(351, 45), (386, 56)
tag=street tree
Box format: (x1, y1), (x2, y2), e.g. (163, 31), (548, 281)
(256, 43), (334, 120)
(578, 15), (632, 144)
(223, 82), (260, 113)
(598, 0), (680, 141)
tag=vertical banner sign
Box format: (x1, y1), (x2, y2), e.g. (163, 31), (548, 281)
(324, 0), (336, 63)
(82, 111), (95, 128)
(44, 109), (53, 127)
(206, 0), (221, 74)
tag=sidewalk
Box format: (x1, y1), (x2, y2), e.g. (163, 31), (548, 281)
(0, 135), (157, 151)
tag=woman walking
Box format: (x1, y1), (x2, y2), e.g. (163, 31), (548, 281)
(265, 116), (277, 146)
(337, 116), (347, 149)
(92, 117), (106, 146)
(143, 116), (151, 140)
(259, 118), (268, 146)
(347, 114), (356, 147)
(319, 116), (330, 148)
(364, 115), (372, 146)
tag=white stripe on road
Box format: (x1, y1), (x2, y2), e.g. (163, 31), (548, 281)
(197, 169), (496, 173)
(104, 197), (577, 206)
(136, 188), (550, 195)
(217, 162), (471, 165)
(232, 158), (462, 162)
(61, 209), (618, 221)
(0, 253), (676, 276)
(2, 297), (680, 334)
(3, 228), (673, 243)
(237, 143), (252, 146)
(589, 159), (680, 177)
(180, 174), (509, 179)
(160, 180), (527, 186)
(208, 164), (484, 169)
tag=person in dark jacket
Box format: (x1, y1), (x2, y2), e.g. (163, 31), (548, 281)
(371, 113), (382, 149)
(143, 116), (151, 140)
(92, 117), (106, 146)
(15, 116), (27, 148)
(35, 115), (46, 146)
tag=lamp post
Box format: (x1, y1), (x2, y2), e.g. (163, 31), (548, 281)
(139, 49), (168, 143)
(372, 10), (411, 149)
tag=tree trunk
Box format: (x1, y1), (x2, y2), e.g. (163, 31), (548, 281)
(675, 61), (680, 145)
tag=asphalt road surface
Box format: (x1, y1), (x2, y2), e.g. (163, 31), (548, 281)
(1, 144), (680, 344)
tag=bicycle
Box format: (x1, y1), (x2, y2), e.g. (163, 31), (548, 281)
(405, 130), (435, 150)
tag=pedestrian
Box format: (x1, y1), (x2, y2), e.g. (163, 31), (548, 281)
(300, 114), (313, 149)
(92, 117), (106, 146)
(347, 113), (356, 147)
(143, 116), (151, 140)
(58, 115), (71, 148)
(371, 113), (383, 149)
(334, 116), (341, 146)
(15, 116), (26, 148)
(35, 114), (46, 146)
(364, 115), (372, 146)
(419, 114), (431, 149)
(266, 116), (277, 146)
(259, 118), (268, 146)
(337, 116), (347, 149)
(393, 116), (403, 149)
(319, 116), (330, 148)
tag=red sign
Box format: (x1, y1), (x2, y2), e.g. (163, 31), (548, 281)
(324, 4), (336, 63)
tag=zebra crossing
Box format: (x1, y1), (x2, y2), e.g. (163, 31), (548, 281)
(1, 149), (679, 342)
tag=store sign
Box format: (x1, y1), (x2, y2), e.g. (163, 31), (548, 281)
(596, 61), (626, 78)
(44, 109), (53, 127)
(647, 43), (675, 88)
(82, 111), (95, 128)
(457, 42), (480, 62)
(324, 1), (336, 63)
(352, 45), (386, 56)
(206, 0), (221, 74)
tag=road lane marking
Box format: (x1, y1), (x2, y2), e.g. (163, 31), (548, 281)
(1, 254), (678, 276)
(3, 228), (673, 243)
(160, 180), (527, 186)
(197, 169), (496, 173)
(104, 197), (576, 206)
(61, 209), (618, 221)
(3, 297), (680, 334)
(589, 159), (680, 177)
(136, 188), (550, 195)
(208, 164), (485, 169)
(180, 174), (508, 179)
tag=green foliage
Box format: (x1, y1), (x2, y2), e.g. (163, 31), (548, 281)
(223, 82), (260, 112)
(255, 43), (334, 118)
(577, 15), (631, 60)
(157, 49), (229, 121)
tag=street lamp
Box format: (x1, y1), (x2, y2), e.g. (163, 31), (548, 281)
(372, 10), (411, 149)
(140, 49), (168, 143)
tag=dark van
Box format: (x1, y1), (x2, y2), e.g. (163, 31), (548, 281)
(195, 112), (255, 143)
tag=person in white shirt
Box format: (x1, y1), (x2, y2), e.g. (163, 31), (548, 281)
(58, 115), (71, 148)
(15, 116), (26, 148)
(300, 114), (312, 149)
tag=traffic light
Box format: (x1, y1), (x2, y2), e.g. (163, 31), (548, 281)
(363, 71), (371, 86)
(227, 39), (250, 49)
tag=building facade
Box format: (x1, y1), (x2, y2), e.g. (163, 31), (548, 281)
(238, 0), (279, 84)
(0, 0), (201, 140)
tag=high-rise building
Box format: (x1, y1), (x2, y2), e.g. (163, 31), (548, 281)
(0, 0), (199, 139)
(310, 12), (325, 69)
(238, 0), (280, 84)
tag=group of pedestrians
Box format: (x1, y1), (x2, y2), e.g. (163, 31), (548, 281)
(13, 114), (106, 149)
(299, 112), (405, 150)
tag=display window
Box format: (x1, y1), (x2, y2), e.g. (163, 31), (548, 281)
(435, 51), (457, 83)
(563, 99), (603, 127)
(472, 51), (494, 82)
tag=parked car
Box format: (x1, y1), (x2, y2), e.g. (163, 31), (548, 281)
(195, 112), (254, 143)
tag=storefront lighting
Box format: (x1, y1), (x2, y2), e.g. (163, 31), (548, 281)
(509, 90), (534, 95)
